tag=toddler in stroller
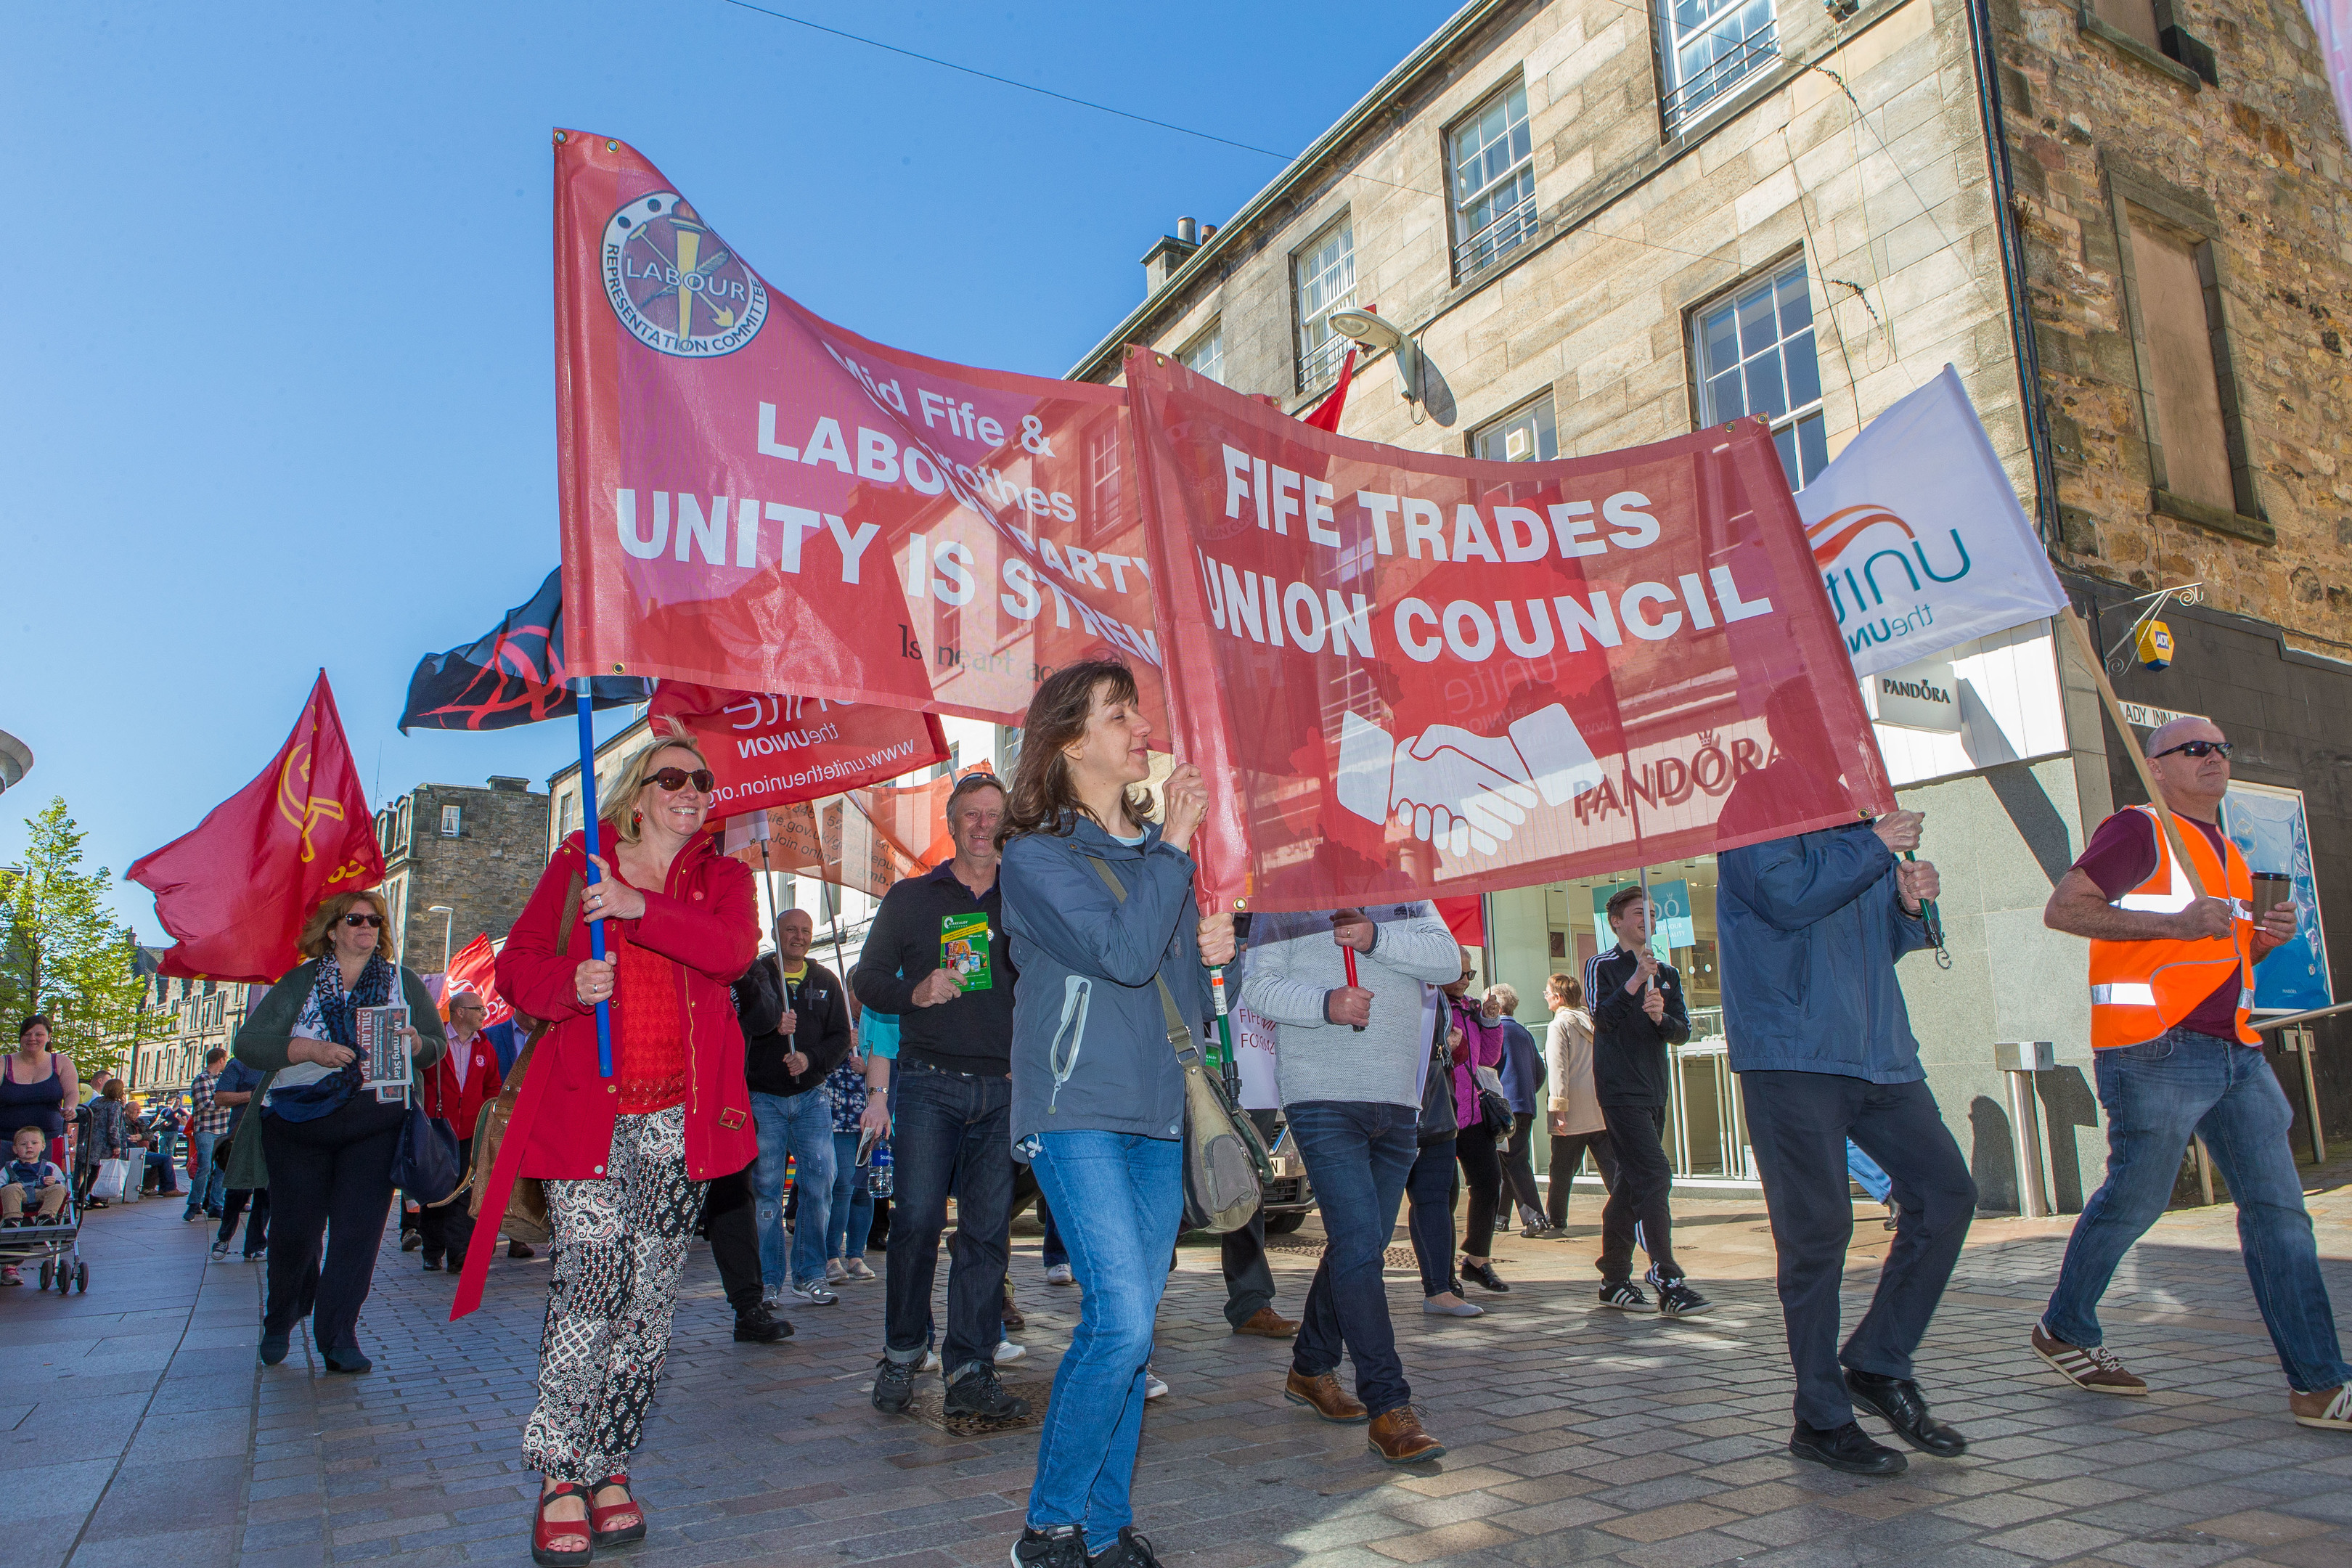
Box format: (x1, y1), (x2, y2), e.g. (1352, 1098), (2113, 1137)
(3, 1126), (72, 1285)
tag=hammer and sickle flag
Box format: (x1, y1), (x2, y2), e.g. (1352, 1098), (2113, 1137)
(131, 671), (386, 983)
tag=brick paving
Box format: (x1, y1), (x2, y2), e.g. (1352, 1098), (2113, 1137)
(11, 1161), (2351, 1568)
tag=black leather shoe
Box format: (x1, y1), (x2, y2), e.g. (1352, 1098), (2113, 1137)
(1789, 1419), (1907, 1475)
(322, 1347), (373, 1374)
(258, 1333), (290, 1366)
(733, 1304), (794, 1343)
(1845, 1369), (1966, 1455)
(1460, 1259), (1510, 1294)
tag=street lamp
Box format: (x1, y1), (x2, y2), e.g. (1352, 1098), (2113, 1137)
(427, 905), (454, 973)
(1326, 306), (1420, 405)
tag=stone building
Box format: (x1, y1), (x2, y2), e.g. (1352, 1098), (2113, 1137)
(125, 952), (257, 1098)
(372, 777), (550, 974)
(1072, 0), (2351, 1204)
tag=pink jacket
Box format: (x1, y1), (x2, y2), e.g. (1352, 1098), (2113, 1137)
(1449, 997), (1506, 1130)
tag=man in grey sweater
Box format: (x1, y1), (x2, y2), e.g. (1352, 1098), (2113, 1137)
(1241, 902), (1461, 1463)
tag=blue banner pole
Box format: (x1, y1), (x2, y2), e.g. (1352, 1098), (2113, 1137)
(575, 679), (613, 1077)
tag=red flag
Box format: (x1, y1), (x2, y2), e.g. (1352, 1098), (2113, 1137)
(645, 684), (947, 813)
(442, 933), (511, 1026)
(1435, 896), (1484, 949)
(719, 774), (957, 900)
(129, 673), (385, 983)
(1123, 351), (1890, 912)
(552, 130), (1167, 738)
(1299, 348), (1357, 433)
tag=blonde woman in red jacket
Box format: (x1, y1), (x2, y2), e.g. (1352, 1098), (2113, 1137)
(478, 738), (759, 1567)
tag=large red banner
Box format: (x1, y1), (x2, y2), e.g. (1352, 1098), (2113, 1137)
(719, 774), (960, 901)
(646, 682), (947, 815)
(1124, 353), (1892, 912)
(553, 130), (1165, 735)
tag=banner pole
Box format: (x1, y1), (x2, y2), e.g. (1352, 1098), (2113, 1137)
(574, 680), (613, 1078)
(2058, 609), (2209, 899)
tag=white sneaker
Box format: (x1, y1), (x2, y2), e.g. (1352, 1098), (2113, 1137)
(919, 1349), (942, 1372)
(1043, 1263), (1074, 1286)
(790, 1281), (839, 1306)
(994, 1339), (1027, 1364)
(1144, 1368), (1168, 1400)
(841, 1257), (878, 1282)
(825, 1257), (848, 1285)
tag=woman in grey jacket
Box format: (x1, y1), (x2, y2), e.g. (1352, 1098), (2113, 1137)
(1000, 661), (1234, 1568)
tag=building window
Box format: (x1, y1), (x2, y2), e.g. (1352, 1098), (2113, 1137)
(395, 799), (412, 851)
(1659, 0), (1778, 134)
(1180, 322), (1225, 386)
(441, 804), (462, 838)
(1693, 258), (1826, 489)
(1472, 395), (1559, 462)
(2112, 186), (2258, 528)
(1293, 218), (1357, 393)
(1084, 415), (1124, 545)
(1450, 81), (1536, 277)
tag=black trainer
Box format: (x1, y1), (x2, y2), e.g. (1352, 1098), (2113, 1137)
(1461, 1259), (1510, 1294)
(872, 1356), (915, 1414)
(734, 1303), (794, 1344)
(1012, 1524), (1088, 1567)
(944, 1361), (1032, 1420)
(1087, 1525), (1167, 1567)
(1845, 1368), (1967, 1456)
(1789, 1419), (1907, 1476)
(1654, 1277), (1712, 1318)
(1597, 1280), (1654, 1312)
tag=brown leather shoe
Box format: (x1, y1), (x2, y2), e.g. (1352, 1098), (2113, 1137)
(1367, 1405), (1446, 1463)
(1234, 1305), (1299, 1339)
(1284, 1367), (1370, 1424)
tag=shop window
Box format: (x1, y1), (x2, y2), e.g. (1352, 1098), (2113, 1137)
(1692, 258), (1826, 489)
(1293, 217), (1357, 393)
(1472, 394), (1559, 462)
(1450, 80), (1536, 277)
(1659, 0), (1777, 134)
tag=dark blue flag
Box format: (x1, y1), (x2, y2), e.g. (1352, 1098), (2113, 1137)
(399, 568), (653, 733)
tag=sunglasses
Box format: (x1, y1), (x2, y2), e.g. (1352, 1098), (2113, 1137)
(648, 767), (715, 793)
(2151, 740), (2232, 760)
(340, 913), (384, 928)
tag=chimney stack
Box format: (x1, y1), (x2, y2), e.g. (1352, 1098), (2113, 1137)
(1140, 214), (1204, 298)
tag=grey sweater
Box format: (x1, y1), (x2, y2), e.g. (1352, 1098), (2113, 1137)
(1238, 905), (1463, 1111)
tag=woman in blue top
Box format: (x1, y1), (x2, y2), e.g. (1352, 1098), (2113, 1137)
(999, 661), (1233, 1568)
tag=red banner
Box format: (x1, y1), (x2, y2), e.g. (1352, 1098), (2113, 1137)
(552, 130), (1165, 736)
(128, 673), (385, 982)
(1124, 353), (1891, 912)
(441, 933), (512, 1027)
(720, 774), (959, 901)
(647, 683), (947, 816)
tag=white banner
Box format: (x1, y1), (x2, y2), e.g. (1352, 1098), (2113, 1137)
(1801, 364), (2067, 679)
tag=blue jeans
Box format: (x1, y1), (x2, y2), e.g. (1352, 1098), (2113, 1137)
(883, 1062), (1013, 1377)
(184, 1130), (225, 1214)
(1406, 1136), (1459, 1298)
(827, 1130), (873, 1260)
(1286, 1100), (1419, 1417)
(751, 1090), (834, 1291)
(2045, 1029), (2351, 1393)
(1024, 1131), (1183, 1539)
(1845, 1140), (1892, 1204)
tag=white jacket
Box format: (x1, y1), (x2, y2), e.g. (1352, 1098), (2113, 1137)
(1545, 1008), (1604, 1135)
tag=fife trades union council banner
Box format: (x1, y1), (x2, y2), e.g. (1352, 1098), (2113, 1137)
(552, 129), (1167, 731)
(1124, 351), (1893, 912)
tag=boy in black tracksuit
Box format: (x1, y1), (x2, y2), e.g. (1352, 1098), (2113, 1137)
(1587, 885), (1711, 1318)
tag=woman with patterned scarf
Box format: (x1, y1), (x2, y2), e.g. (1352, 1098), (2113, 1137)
(231, 887), (446, 1372)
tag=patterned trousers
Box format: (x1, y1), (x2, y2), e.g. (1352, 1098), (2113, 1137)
(522, 1106), (706, 1483)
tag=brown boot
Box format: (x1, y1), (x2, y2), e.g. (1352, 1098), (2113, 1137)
(1367, 1406), (1446, 1463)
(1234, 1305), (1299, 1339)
(1284, 1367), (1369, 1424)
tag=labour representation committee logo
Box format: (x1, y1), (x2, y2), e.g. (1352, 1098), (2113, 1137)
(603, 192), (768, 357)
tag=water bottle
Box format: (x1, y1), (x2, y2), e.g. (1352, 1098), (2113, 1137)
(867, 1138), (893, 1199)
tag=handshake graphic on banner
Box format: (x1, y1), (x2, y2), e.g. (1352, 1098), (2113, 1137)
(1335, 704), (1606, 858)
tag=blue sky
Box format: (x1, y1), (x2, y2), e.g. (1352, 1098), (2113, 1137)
(1, 1), (1448, 941)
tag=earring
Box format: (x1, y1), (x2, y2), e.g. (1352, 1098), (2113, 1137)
(632, 810), (643, 828)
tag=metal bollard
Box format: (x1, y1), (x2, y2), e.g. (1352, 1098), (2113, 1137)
(1996, 1042), (2055, 1219)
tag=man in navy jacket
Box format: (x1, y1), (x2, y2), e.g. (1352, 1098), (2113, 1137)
(1719, 806), (1977, 1478)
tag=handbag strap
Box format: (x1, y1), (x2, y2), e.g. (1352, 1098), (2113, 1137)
(1085, 857), (1201, 1068)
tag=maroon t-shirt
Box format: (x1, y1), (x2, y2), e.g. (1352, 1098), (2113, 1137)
(2072, 810), (2241, 1040)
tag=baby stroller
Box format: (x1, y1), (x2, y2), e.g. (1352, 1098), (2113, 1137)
(3, 1128), (87, 1294)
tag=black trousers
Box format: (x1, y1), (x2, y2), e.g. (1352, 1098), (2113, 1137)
(1405, 1136), (1459, 1298)
(1545, 1130), (1619, 1229)
(1500, 1113), (1546, 1226)
(259, 1095), (405, 1350)
(219, 1186), (270, 1254)
(703, 1166), (764, 1315)
(1741, 1071), (1976, 1429)
(416, 1134), (476, 1264)
(1453, 1127), (1504, 1257)
(1597, 1103), (1681, 1283)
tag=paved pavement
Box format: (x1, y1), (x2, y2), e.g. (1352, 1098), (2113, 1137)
(9, 1159), (2351, 1568)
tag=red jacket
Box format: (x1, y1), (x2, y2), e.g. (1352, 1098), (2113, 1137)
(494, 829), (759, 1183)
(420, 1028), (504, 1139)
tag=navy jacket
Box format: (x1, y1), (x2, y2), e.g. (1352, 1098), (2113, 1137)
(1000, 815), (1208, 1151)
(1717, 820), (1932, 1082)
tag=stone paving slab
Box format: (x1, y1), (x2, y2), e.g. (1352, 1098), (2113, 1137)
(13, 1160), (2352, 1568)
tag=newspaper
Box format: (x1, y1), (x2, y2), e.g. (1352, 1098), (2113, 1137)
(358, 1005), (412, 1103)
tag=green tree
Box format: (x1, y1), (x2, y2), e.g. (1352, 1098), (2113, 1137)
(0, 797), (159, 1077)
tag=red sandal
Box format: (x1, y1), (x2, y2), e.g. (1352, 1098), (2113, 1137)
(589, 1474), (647, 1545)
(533, 1482), (595, 1567)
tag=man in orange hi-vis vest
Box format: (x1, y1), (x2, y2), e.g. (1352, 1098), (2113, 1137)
(2033, 716), (2349, 1432)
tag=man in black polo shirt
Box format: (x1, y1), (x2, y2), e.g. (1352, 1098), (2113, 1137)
(853, 774), (1028, 1421)
(1586, 884), (1710, 1318)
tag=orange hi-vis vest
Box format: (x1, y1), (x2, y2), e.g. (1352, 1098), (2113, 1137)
(2086, 805), (2258, 1050)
